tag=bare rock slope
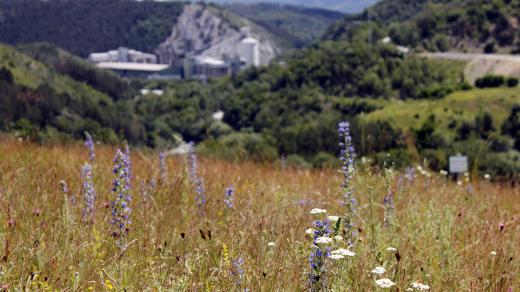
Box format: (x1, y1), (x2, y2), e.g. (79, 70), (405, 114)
(156, 4), (280, 65)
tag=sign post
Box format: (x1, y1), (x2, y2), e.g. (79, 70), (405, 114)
(449, 155), (468, 179)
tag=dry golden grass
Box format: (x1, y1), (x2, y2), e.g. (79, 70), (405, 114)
(0, 137), (518, 290)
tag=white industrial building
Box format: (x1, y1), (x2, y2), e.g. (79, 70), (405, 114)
(238, 37), (260, 67)
(88, 47), (157, 64)
(88, 31), (263, 80)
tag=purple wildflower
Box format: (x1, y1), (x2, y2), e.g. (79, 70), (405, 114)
(159, 151), (167, 184)
(232, 257), (245, 285)
(60, 179), (75, 205)
(405, 166), (415, 183)
(111, 148), (132, 248)
(187, 142), (206, 214)
(224, 186), (234, 208)
(84, 132), (95, 163)
(383, 170), (400, 228)
(309, 219), (331, 291)
(81, 163), (96, 223)
(124, 142), (131, 182)
(338, 121), (357, 245)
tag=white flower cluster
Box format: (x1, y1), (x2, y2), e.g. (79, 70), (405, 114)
(417, 166), (431, 178)
(375, 278), (395, 288)
(315, 236), (333, 245)
(371, 266), (386, 275)
(386, 246), (397, 252)
(410, 282), (430, 290)
(310, 208), (327, 215)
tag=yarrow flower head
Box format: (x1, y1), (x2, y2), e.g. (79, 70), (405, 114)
(310, 208), (327, 215)
(411, 282), (430, 290)
(224, 186), (234, 208)
(375, 278), (395, 289)
(330, 254), (344, 260)
(81, 163), (96, 223)
(371, 266), (386, 275)
(315, 236), (333, 245)
(84, 132), (95, 163)
(386, 247), (397, 252)
(331, 248), (355, 257)
(111, 148), (132, 248)
(327, 216), (339, 222)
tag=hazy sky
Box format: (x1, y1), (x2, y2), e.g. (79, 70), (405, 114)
(186, 0), (380, 13)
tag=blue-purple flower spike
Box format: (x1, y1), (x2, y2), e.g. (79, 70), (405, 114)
(187, 142), (206, 214)
(159, 151), (167, 184)
(338, 121), (357, 246)
(111, 148), (132, 248)
(308, 219), (331, 291)
(81, 163), (96, 223)
(224, 186), (234, 208)
(84, 132), (95, 163)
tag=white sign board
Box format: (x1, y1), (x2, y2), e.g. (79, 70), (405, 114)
(449, 156), (468, 173)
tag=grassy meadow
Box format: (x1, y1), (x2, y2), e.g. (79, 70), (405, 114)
(362, 88), (519, 140)
(0, 136), (518, 290)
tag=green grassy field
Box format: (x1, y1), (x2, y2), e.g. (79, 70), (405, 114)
(0, 44), (113, 103)
(362, 88), (519, 139)
(0, 136), (517, 290)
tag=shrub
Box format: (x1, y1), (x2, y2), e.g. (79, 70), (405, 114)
(507, 77), (519, 88)
(475, 75), (505, 88)
(198, 132), (278, 162)
(489, 134), (511, 152)
(286, 154), (311, 169)
(484, 42), (496, 54)
(311, 152), (338, 168)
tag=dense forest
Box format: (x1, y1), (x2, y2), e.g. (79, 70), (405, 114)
(0, 0), (183, 57)
(326, 0), (520, 53)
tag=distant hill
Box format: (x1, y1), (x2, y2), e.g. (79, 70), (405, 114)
(0, 0), (184, 57)
(224, 3), (344, 48)
(325, 0), (520, 53)
(0, 0), (345, 60)
(197, 0), (378, 13)
(0, 43), (144, 143)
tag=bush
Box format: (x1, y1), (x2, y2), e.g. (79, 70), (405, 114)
(311, 152), (339, 169)
(286, 154), (311, 169)
(489, 134), (511, 152)
(507, 77), (519, 88)
(421, 149), (447, 171)
(373, 149), (412, 169)
(479, 152), (520, 178)
(198, 132), (278, 162)
(484, 42), (496, 54)
(475, 75), (505, 88)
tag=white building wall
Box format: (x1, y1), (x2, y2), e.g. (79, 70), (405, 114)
(238, 37), (260, 68)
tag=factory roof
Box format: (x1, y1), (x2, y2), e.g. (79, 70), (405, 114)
(95, 62), (169, 72)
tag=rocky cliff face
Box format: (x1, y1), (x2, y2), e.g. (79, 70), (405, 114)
(156, 4), (280, 65)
